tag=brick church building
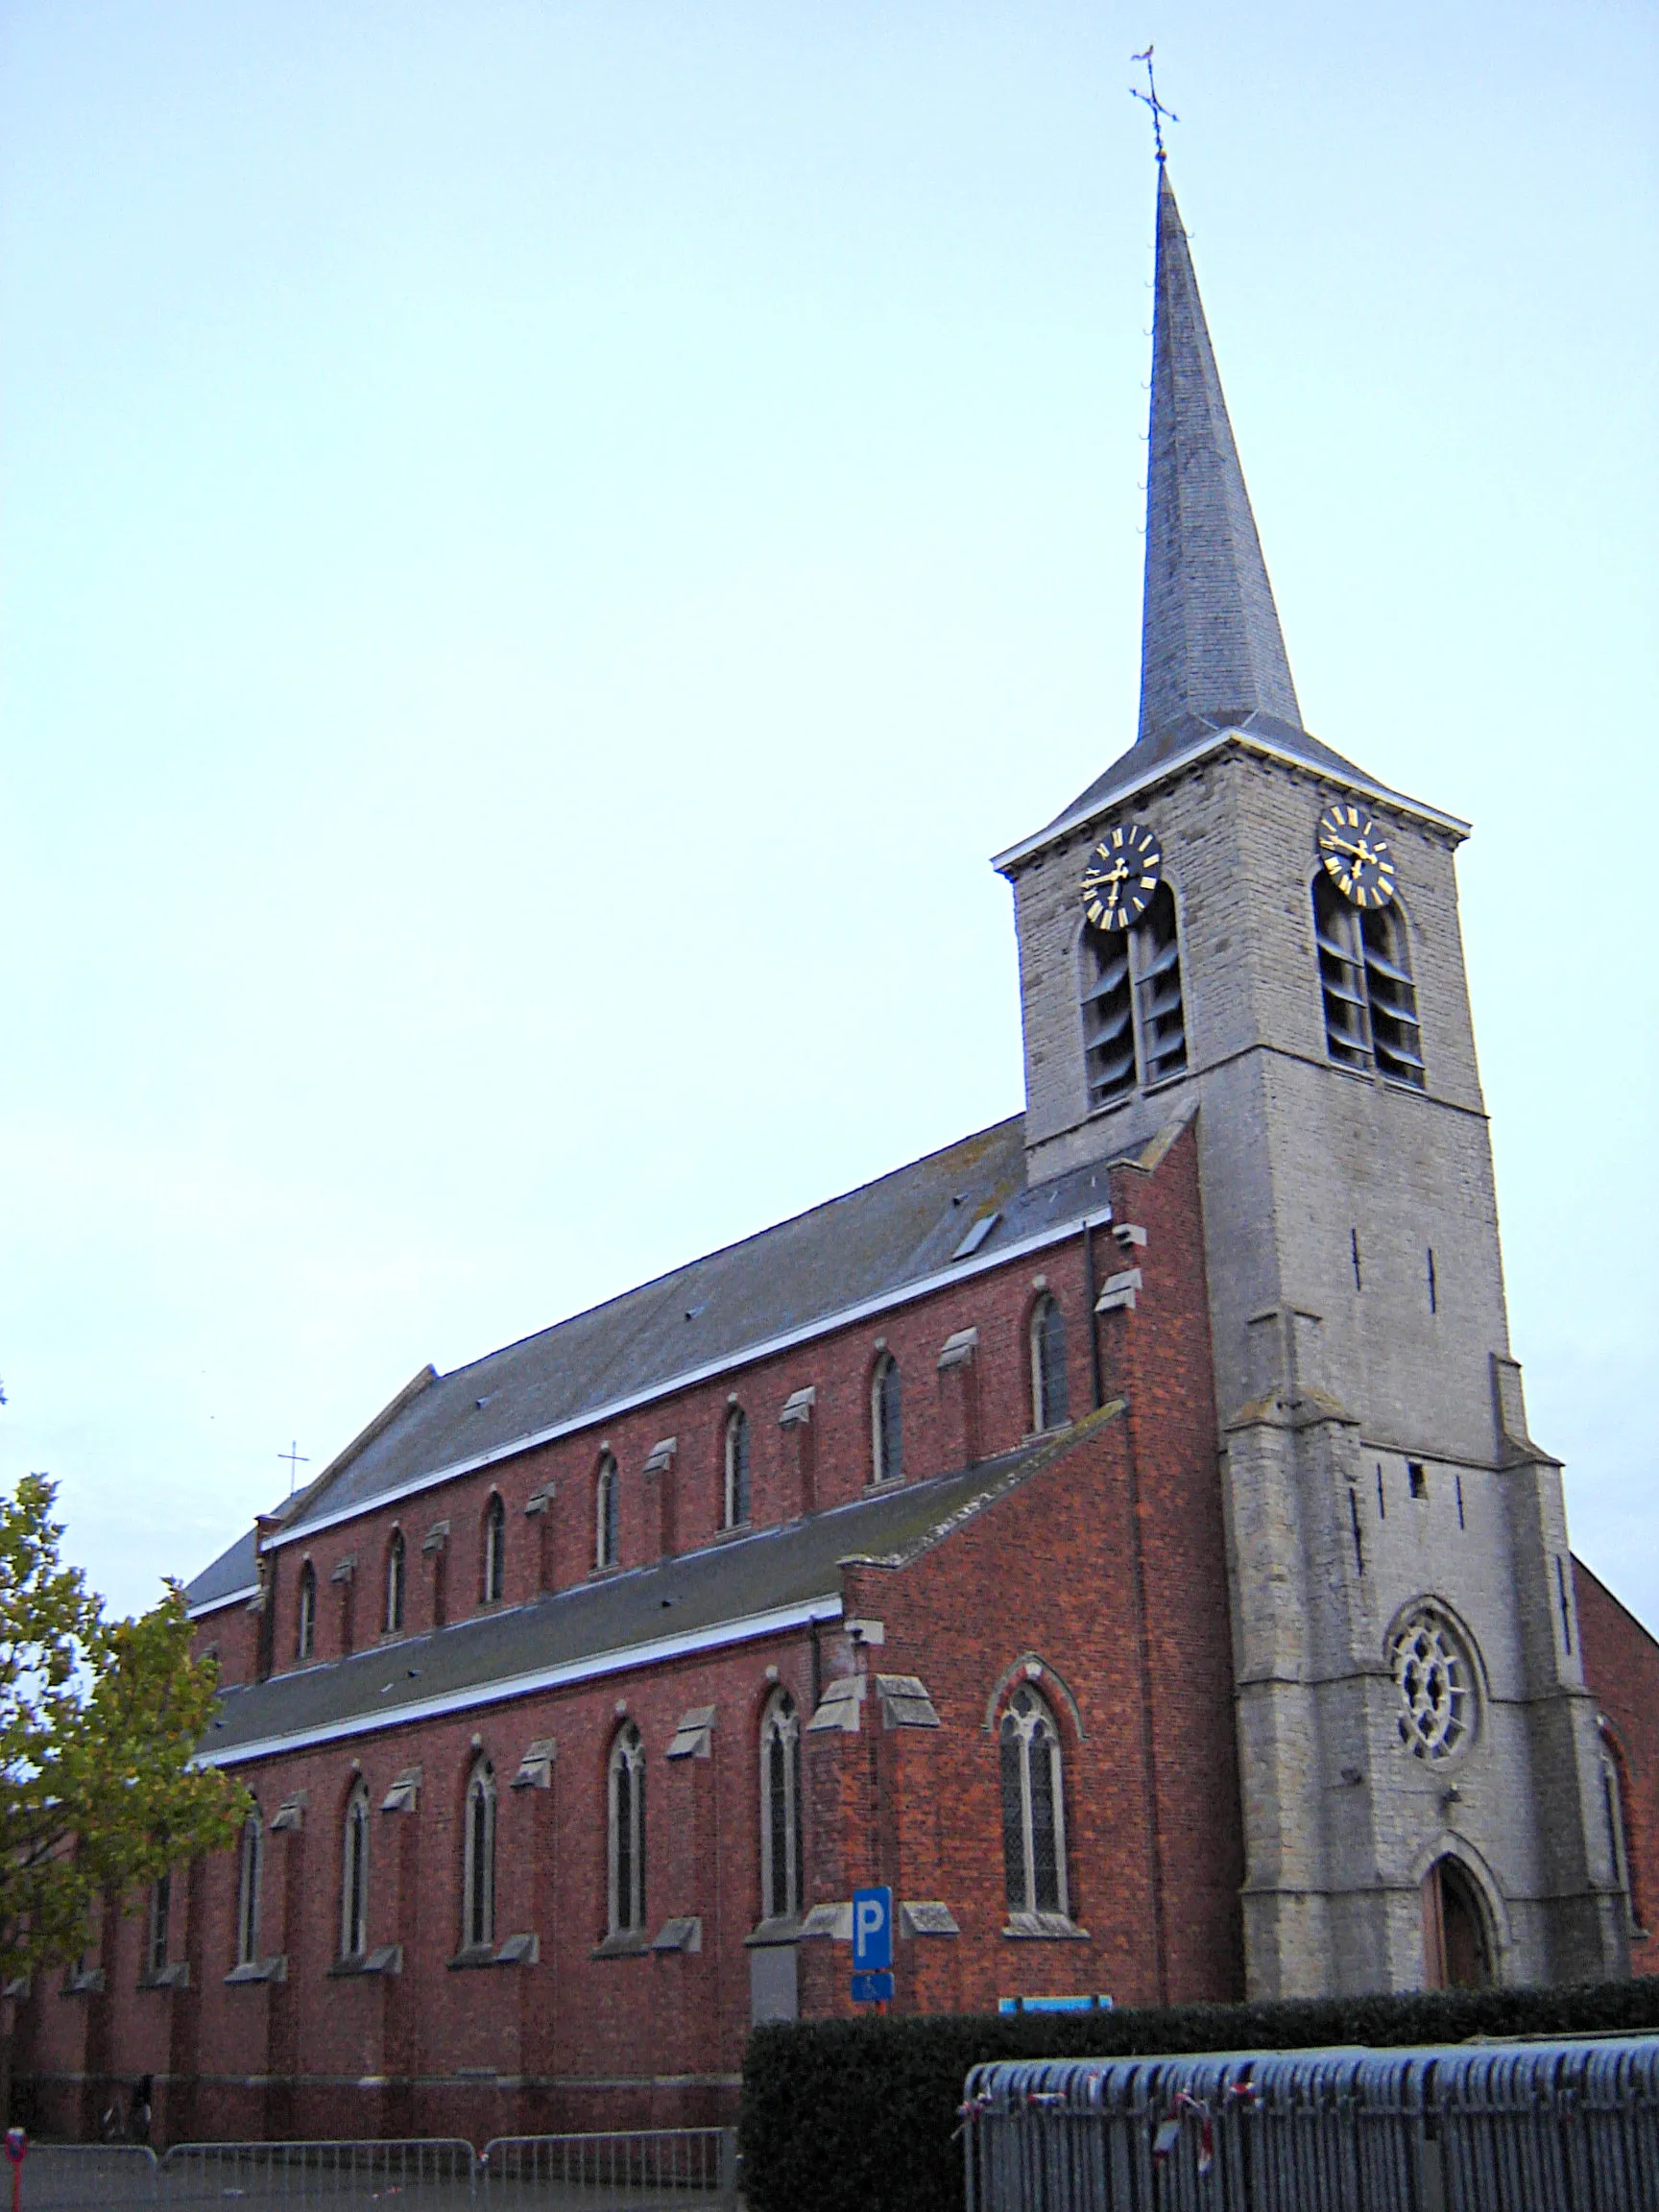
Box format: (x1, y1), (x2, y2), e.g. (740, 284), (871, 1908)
(17, 158), (1658, 2143)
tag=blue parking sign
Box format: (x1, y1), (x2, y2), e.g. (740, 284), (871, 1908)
(851, 1969), (894, 2004)
(852, 1886), (892, 1971)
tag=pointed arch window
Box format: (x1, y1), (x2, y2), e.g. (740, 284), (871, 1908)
(595, 1455), (619, 1570)
(463, 1757), (496, 1951)
(1030, 1296), (1070, 1432)
(999, 1685), (1069, 1922)
(297, 1562), (317, 1661)
(724, 1407), (751, 1529)
(146, 1871), (172, 1975)
(1600, 1725), (1646, 1935)
(871, 1354), (902, 1485)
(609, 1723), (647, 1936)
(341, 1782), (370, 1960)
(385, 1531), (406, 1635)
(1081, 882), (1188, 1109)
(483, 1493), (506, 1604)
(235, 1805), (263, 1967)
(759, 1690), (802, 1923)
(1313, 875), (1426, 1089)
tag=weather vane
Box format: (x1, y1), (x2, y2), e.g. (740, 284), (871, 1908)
(1131, 46), (1177, 161)
(278, 1439), (310, 1498)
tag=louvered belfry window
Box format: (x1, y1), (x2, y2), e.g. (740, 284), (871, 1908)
(1313, 876), (1426, 1089)
(1080, 884), (1188, 1109)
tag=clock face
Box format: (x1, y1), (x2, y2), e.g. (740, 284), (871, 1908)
(1081, 821), (1162, 932)
(1317, 799), (1397, 909)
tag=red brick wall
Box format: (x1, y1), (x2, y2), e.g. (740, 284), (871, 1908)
(246, 1227), (1105, 1689)
(19, 1128), (1247, 2140)
(1575, 1557), (1659, 1977)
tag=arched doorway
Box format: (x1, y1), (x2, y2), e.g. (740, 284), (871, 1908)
(1422, 1855), (1494, 1989)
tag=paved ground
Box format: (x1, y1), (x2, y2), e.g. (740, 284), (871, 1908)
(17, 2145), (738, 2212)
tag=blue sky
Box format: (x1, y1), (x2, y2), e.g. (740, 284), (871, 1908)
(3, 1), (1655, 1628)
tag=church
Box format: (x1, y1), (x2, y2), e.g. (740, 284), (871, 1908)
(17, 156), (1658, 2145)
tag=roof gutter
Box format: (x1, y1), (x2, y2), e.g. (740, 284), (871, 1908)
(263, 1205), (1113, 1555)
(193, 1594), (845, 1767)
(991, 727), (1471, 875)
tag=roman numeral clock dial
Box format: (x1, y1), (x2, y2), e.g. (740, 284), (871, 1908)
(1080, 822), (1162, 931)
(1317, 800), (1397, 908)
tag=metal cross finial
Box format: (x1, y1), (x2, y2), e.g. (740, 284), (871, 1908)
(278, 1440), (310, 1498)
(1131, 46), (1178, 161)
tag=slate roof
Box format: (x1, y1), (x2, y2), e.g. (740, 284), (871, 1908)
(200, 1417), (1118, 1764)
(184, 1524), (260, 1613)
(1138, 162), (1301, 748)
(996, 168), (1459, 867)
(185, 1116), (1118, 1603)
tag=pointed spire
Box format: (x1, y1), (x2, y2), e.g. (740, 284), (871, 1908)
(1137, 165), (1301, 744)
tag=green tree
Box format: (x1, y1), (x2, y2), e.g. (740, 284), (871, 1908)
(0, 1472), (247, 1993)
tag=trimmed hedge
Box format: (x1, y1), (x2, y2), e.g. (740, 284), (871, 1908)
(739, 1979), (1659, 2212)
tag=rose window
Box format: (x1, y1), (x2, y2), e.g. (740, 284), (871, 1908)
(1390, 1611), (1473, 1762)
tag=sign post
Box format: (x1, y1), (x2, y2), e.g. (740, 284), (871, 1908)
(851, 1886), (894, 2006)
(6, 2127), (27, 2212)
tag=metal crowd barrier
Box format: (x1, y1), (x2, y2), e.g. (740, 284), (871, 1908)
(480, 2128), (738, 2203)
(12, 2129), (737, 2209)
(961, 2036), (1659, 2212)
(13, 2143), (160, 2206)
(160, 2137), (479, 2203)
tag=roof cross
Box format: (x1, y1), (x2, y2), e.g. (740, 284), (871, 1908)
(278, 1439), (310, 1499)
(1131, 46), (1178, 162)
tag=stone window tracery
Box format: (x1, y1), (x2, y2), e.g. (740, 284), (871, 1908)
(463, 1757), (496, 1951)
(595, 1455), (619, 1570)
(297, 1561), (317, 1661)
(759, 1690), (801, 1922)
(871, 1354), (902, 1485)
(609, 1722), (647, 1936)
(483, 1493), (506, 1604)
(1389, 1608), (1474, 1762)
(147, 1872), (171, 1976)
(341, 1782), (371, 1959)
(1030, 1296), (1070, 1432)
(724, 1407), (751, 1529)
(385, 1530), (406, 1635)
(1000, 1685), (1069, 1920)
(235, 1805), (263, 1967)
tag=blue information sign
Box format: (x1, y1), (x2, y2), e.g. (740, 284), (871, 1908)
(851, 1969), (894, 2005)
(852, 1886), (893, 1971)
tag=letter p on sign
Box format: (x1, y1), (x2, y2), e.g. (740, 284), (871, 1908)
(852, 1886), (892, 1970)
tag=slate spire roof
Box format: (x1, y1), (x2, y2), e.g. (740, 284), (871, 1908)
(1138, 161), (1301, 745)
(994, 164), (1460, 872)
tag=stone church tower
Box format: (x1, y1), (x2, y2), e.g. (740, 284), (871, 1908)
(996, 161), (1626, 1998)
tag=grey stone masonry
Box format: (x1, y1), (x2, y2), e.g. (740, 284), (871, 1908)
(991, 156), (1626, 1992)
(1000, 726), (1624, 1995)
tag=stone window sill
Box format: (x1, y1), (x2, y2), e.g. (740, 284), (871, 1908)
(744, 1914), (803, 1949)
(224, 1957), (287, 1986)
(61, 1970), (105, 1997)
(1003, 1912), (1090, 1941)
(590, 1931), (651, 1960)
(328, 1944), (402, 1978)
(446, 1944), (499, 1971)
(137, 1964), (190, 1991)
